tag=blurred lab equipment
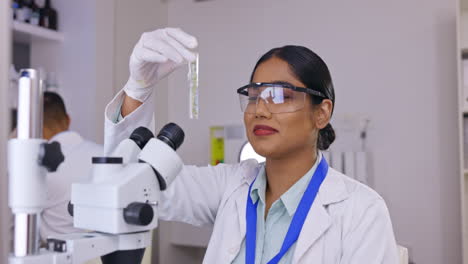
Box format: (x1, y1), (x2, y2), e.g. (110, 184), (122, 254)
(12, 0), (59, 30)
(210, 124), (256, 164)
(210, 126), (224, 165)
(8, 68), (186, 264)
(324, 114), (372, 186)
(9, 69), (65, 258)
(39, 0), (58, 30)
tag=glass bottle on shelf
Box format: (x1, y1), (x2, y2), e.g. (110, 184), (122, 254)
(24, 0), (32, 23)
(29, 0), (40, 26)
(16, 0), (31, 23)
(12, 0), (19, 20)
(39, 0), (57, 30)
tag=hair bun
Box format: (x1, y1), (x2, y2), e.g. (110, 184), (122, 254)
(317, 123), (335, 150)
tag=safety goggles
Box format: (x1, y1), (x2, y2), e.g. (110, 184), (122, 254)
(237, 82), (327, 114)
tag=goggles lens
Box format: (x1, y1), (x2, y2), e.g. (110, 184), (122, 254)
(238, 83), (307, 114)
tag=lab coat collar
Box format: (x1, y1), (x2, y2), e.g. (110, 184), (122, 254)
(249, 165), (266, 205)
(49, 130), (84, 152)
(317, 167), (350, 205)
(292, 168), (349, 262)
(235, 163), (350, 263)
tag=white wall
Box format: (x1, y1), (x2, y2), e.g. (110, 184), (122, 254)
(30, 0), (115, 145)
(162, 0), (461, 263)
(95, 0), (116, 144)
(113, 0), (170, 131)
(31, 0), (96, 142)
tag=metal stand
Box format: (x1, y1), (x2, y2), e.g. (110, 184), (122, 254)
(12, 69), (43, 257)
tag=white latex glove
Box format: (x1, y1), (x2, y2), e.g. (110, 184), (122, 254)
(123, 28), (198, 102)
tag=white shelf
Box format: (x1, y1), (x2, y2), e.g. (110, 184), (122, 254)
(12, 21), (64, 44)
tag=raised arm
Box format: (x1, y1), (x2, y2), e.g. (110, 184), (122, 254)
(104, 28), (198, 154)
(121, 27), (197, 116)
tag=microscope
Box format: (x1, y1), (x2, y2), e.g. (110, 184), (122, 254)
(8, 69), (185, 264)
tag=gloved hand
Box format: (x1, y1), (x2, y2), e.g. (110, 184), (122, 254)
(123, 28), (198, 102)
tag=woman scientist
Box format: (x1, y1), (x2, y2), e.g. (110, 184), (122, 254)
(104, 28), (399, 263)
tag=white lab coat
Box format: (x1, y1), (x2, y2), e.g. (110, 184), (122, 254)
(104, 90), (399, 264)
(40, 130), (103, 241)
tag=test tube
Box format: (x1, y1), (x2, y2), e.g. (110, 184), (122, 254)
(188, 53), (199, 119)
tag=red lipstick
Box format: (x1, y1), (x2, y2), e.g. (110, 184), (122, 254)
(253, 125), (278, 136)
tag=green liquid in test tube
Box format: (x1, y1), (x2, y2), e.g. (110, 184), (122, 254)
(188, 53), (199, 119)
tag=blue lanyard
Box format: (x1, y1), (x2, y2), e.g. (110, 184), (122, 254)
(245, 157), (328, 264)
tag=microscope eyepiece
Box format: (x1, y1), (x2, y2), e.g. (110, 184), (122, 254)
(129, 127), (155, 149)
(156, 123), (185, 151)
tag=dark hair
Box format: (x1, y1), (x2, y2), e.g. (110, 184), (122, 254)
(43, 91), (68, 127)
(250, 45), (336, 150)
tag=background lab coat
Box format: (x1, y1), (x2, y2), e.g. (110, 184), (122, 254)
(40, 130), (103, 241)
(104, 90), (399, 264)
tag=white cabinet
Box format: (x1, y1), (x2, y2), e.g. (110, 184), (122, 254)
(458, 2), (468, 264)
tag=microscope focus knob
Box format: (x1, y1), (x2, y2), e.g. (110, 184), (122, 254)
(40, 141), (65, 172)
(123, 202), (154, 226)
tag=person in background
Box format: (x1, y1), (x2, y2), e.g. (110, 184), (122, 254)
(38, 91), (102, 241)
